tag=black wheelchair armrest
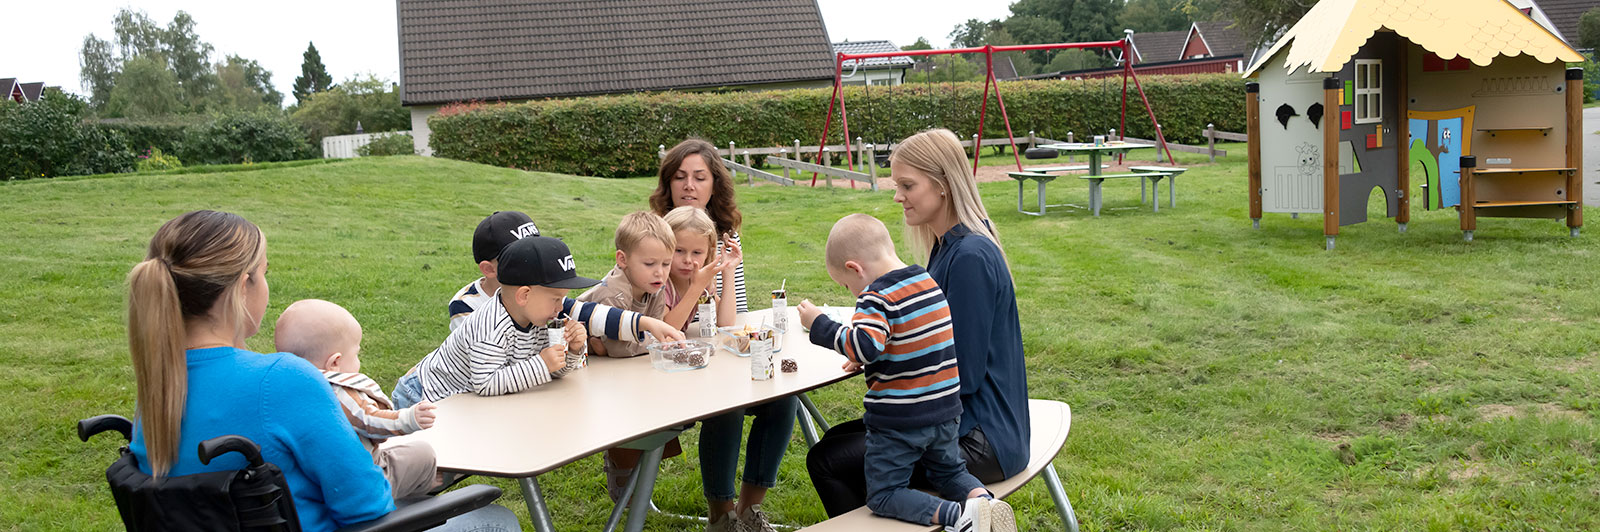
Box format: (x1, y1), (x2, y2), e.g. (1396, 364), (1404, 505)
(198, 435), (265, 468)
(337, 484), (503, 532)
(78, 415), (133, 443)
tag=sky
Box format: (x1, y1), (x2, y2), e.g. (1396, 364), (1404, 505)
(4, 1), (1014, 103)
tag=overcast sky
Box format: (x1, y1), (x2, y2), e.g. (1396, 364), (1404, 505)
(5, 1), (1013, 102)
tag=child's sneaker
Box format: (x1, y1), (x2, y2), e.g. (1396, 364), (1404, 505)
(947, 497), (1017, 532)
(734, 504), (777, 532)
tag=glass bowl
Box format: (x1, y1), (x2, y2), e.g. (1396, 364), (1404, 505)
(647, 338), (713, 372)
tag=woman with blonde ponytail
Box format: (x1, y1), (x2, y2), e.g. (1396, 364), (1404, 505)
(126, 210), (395, 531)
(805, 129), (1032, 517)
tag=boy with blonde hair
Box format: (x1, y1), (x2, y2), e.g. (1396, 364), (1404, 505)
(578, 211), (676, 357)
(275, 299), (439, 499)
(797, 214), (1015, 532)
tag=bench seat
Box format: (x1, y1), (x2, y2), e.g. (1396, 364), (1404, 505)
(799, 400), (1077, 532)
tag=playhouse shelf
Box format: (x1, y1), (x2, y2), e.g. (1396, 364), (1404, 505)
(1477, 126), (1553, 137)
(1472, 167), (1576, 175)
(1473, 200), (1577, 208)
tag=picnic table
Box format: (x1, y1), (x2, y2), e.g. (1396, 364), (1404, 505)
(1008, 142), (1183, 216)
(390, 307), (855, 532)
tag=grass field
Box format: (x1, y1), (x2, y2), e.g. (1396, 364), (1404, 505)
(3, 150), (1598, 531)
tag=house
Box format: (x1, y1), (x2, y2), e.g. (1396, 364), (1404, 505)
(396, 0), (837, 155)
(1527, 0), (1594, 50)
(18, 82), (44, 102)
(1244, 0), (1583, 247)
(1, 79), (18, 103)
(833, 40), (914, 86)
(1026, 21), (1254, 81)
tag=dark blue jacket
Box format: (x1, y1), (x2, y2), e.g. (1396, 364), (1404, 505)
(926, 223), (1031, 477)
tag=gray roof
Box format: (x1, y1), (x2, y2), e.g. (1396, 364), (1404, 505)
(1533, 0), (1592, 47)
(993, 56), (1018, 80)
(834, 40), (914, 70)
(1130, 29), (1190, 63)
(18, 82), (43, 102)
(0, 79), (16, 101)
(397, 0), (837, 106)
(1192, 21), (1250, 58)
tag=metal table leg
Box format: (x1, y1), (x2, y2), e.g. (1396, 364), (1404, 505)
(1042, 466), (1079, 532)
(1037, 179), (1048, 215)
(519, 476), (556, 532)
(796, 406), (820, 448)
(797, 392), (831, 432)
(1169, 175), (1177, 207)
(1150, 176), (1161, 212)
(1141, 175), (1147, 204)
(1088, 178), (1104, 216)
(623, 445), (667, 532)
(1016, 180), (1026, 214)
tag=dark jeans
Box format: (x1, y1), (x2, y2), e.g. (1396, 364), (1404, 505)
(807, 418), (1007, 517)
(864, 420), (984, 525)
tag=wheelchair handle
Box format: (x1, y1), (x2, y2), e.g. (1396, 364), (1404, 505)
(78, 415), (133, 443)
(198, 435), (265, 468)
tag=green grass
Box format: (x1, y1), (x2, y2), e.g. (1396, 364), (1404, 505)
(4, 152), (1599, 531)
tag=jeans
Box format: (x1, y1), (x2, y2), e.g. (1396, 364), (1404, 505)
(864, 420), (985, 525)
(699, 395), (798, 501)
(423, 503), (521, 531)
(807, 418), (1007, 517)
(392, 373), (424, 410)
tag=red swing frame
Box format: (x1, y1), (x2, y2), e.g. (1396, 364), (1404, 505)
(813, 39), (1175, 186)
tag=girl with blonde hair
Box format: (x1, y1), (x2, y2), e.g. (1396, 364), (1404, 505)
(805, 129), (1033, 517)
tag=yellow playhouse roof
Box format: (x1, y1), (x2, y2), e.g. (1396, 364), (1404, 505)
(1244, 0), (1582, 76)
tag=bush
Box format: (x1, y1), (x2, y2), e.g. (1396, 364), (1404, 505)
(428, 75), (1248, 178)
(93, 118), (199, 156)
(357, 132), (416, 156)
(0, 91), (134, 180)
(178, 110), (316, 165)
(135, 147), (184, 172)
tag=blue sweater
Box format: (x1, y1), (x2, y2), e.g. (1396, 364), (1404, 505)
(131, 347), (394, 532)
(927, 223), (1031, 478)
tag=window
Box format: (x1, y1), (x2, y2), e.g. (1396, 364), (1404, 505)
(1354, 60), (1382, 124)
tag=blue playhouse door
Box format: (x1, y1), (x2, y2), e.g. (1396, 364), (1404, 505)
(1435, 117), (1462, 208)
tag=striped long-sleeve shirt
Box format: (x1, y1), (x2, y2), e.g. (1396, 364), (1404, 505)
(413, 290), (640, 403)
(323, 370), (422, 454)
(448, 277), (645, 338)
(807, 265), (962, 430)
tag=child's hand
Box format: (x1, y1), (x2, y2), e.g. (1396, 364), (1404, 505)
(414, 400), (437, 429)
(692, 249), (724, 287)
(797, 299), (821, 329)
(640, 317), (687, 342)
(841, 360), (862, 372)
(538, 345), (567, 373)
(563, 319), (587, 351)
(718, 234), (742, 275)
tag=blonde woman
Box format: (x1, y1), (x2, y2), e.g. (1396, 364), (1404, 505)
(806, 129), (1032, 517)
(126, 211), (519, 532)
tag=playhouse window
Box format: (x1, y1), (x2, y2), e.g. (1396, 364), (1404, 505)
(1354, 60), (1382, 124)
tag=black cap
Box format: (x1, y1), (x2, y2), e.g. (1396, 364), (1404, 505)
(496, 236), (600, 289)
(473, 211), (539, 263)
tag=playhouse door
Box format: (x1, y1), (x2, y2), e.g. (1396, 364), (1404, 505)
(1406, 107), (1474, 210)
(1258, 57), (1328, 214)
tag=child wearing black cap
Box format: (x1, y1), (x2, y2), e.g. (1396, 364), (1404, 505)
(396, 236), (673, 406)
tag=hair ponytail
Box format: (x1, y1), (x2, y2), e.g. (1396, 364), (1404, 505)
(126, 210), (265, 478)
(126, 258), (187, 477)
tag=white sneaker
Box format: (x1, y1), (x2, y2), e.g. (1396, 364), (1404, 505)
(946, 498), (1017, 532)
(734, 504), (778, 532)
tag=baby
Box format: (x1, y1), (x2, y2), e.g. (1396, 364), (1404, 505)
(275, 299), (439, 499)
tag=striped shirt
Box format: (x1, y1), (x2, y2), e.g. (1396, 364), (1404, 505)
(716, 233), (748, 313)
(414, 290), (636, 403)
(448, 277), (641, 340)
(323, 370), (422, 454)
(806, 265), (962, 430)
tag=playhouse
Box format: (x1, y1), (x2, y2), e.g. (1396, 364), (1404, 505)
(1243, 0), (1585, 248)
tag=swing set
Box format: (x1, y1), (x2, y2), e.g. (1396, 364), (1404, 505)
(813, 38), (1175, 186)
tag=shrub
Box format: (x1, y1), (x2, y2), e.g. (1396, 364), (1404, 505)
(0, 91), (134, 180)
(135, 147), (184, 172)
(93, 118), (198, 156)
(357, 132), (416, 156)
(428, 74), (1247, 178)
(178, 110), (316, 165)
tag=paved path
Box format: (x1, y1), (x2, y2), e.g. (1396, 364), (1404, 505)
(1585, 106), (1600, 207)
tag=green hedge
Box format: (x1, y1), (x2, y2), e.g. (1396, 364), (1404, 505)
(429, 74), (1248, 178)
(92, 118), (200, 155)
(177, 111), (317, 165)
(1, 92), (134, 180)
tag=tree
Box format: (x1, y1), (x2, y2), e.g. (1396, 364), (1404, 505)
(214, 55), (283, 111)
(293, 42), (335, 106)
(1002, 16), (1066, 66)
(79, 36), (118, 110)
(1011, 0), (1126, 42)
(902, 37), (933, 51)
(163, 11), (216, 107)
(904, 54), (984, 84)
(1181, 0), (1315, 47)
(111, 9), (163, 60)
(1044, 49), (1112, 73)
(1119, 0), (1192, 33)
(1580, 7), (1600, 52)
(106, 55), (183, 118)
(291, 74), (408, 142)
(949, 19), (1002, 48)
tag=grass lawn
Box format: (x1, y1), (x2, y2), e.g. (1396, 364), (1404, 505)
(3, 151), (1599, 531)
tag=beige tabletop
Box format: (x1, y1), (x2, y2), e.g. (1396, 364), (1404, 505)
(391, 307), (856, 478)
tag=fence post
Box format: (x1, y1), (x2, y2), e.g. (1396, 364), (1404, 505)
(866, 143), (878, 192)
(1207, 123), (1216, 163)
(971, 134), (979, 161)
(1067, 131), (1075, 162)
(781, 149), (790, 180)
(659, 144), (666, 161)
(1028, 130), (1036, 150)
(743, 150), (754, 186)
(794, 139), (802, 164)
(728, 142), (737, 180)
(822, 147), (833, 189)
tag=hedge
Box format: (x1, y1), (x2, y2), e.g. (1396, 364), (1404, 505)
(429, 74), (1248, 178)
(1, 93), (134, 180)
(92, 118), (202, 155)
